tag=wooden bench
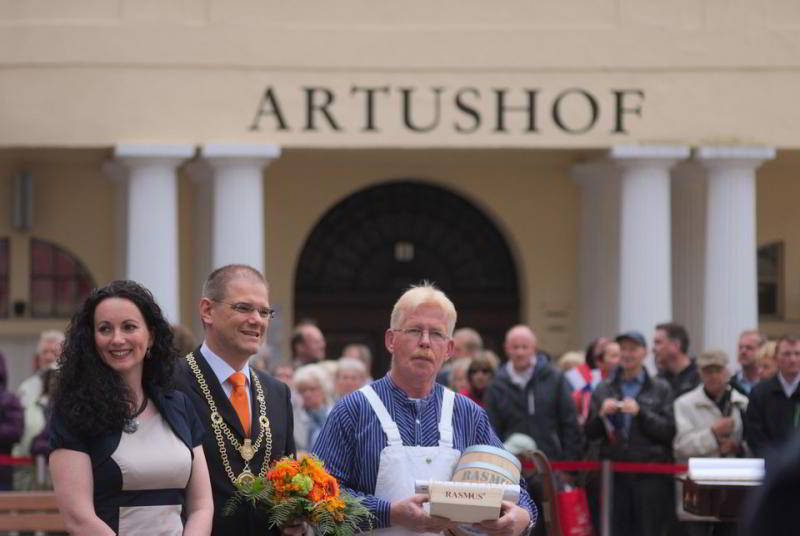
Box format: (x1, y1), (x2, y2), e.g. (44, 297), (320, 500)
(0, 491), (65, 532)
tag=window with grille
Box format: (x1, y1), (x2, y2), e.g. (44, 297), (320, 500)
(757, 242), (783, 318)
(30, 239), (95, 318)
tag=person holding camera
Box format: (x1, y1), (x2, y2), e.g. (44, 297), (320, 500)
(584, 331), (676, 536)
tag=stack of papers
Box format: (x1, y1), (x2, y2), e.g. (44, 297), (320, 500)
(687, 458), (764, 486)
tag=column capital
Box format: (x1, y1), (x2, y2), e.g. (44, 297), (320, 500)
(610, 145), (690, 172)
(114, 143), (195, 166)
(201, 143), (281, 169)
(108, 144), (194, 184)
(695, 146), (776, 170)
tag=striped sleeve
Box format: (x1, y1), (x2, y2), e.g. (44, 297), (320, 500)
(312, 393), (392, 528)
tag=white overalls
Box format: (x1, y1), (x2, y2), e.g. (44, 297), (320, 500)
(360, 385), (462, 536)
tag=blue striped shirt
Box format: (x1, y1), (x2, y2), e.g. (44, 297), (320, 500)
(312, 375), (537, 528)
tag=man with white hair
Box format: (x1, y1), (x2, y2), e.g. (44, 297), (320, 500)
(18, 330), (64, 408)
(314, 283), (537, 536)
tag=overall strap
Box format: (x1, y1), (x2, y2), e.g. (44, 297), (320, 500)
(360, 385), (403, 447)
(438, 388), (455, 448)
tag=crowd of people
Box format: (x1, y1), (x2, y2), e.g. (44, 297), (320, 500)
(257, 315), (798, 536)
(0, 265), (796, 535)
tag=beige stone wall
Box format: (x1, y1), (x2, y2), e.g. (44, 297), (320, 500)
(2, 0), (800, 372)
(757, 150), (800, 337)
(0, 145), (799, 382)
(265, 149), (587, 355)
(2, 1), (800, 147)
(0, 148), (118, 386)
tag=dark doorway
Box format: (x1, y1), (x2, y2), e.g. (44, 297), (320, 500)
(294, 180), (520, 377)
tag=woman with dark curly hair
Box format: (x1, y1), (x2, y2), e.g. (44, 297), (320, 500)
(49, 280), (213, 535)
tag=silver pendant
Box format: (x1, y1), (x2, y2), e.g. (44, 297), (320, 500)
(123, 419), (139, 434)
(240, 439), (255, 461)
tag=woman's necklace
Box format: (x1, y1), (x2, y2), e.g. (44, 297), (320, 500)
(123, 397), (148, 434)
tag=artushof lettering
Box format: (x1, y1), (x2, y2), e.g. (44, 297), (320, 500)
(249, 85), (645, 135)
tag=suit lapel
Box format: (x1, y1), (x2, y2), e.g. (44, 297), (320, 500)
(193, 348), (246, 439)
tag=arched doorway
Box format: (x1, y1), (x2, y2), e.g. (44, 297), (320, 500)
(294, 180), (520, 376)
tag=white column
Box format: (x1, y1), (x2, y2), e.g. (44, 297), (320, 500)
(200, 143), (281, 274)
(696, 146), (775, 361)
(572, 162), (621, 344)
(114, 143), (194, 323)
(671, 161), (706, 352)
(611, 145), (690, 348)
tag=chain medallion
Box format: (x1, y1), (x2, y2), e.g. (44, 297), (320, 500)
(186, 352), (274, 486)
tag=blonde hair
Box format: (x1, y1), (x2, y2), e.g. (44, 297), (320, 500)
(756, 340), (777, 363)
(390, 282), (457, 335)
(557, 350), (585, 371)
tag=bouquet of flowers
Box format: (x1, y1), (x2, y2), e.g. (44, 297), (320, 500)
(225, 455), (374, 536)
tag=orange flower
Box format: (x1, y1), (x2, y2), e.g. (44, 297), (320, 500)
(325, 497), (345, 512)
(268, 459), (300, 485)
(308, 485), (327, 502)
(323, 475), (340, 498)
(324, 497), (346, 521)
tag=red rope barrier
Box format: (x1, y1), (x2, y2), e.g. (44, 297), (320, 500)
(0, 455), (35, 466)
(0, 455), (691, 474)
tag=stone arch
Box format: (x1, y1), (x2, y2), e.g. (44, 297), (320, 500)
(294, 179), (520, 375)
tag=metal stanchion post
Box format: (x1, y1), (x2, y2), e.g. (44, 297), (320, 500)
(35, 455), (47, 490)
(600, 460), (612, 536)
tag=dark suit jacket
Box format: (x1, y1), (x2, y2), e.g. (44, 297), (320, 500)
(744, 375), (800, 458)
(175, 346), (295, 536)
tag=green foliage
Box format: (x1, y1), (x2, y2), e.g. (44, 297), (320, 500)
(224, 457), (375, 536)
(268, 496), (313, 529)
(223, 477), (273, 515)
(311, 496), (375, 536)
(291, 473), (314, 495)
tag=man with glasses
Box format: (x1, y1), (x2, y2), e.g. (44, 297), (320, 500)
(313, 283), (537, 536)
(175, 264), (299, 535)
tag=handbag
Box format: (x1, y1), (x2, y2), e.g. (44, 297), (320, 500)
(555, 486), (594, 536)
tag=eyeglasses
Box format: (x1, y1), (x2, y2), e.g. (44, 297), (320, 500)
(470, 368), (493, 375)
(393, 327), (449, 345)
(214, 300), (276, 319)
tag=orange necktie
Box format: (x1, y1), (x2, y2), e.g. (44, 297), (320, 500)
(228, 371), (250, 437)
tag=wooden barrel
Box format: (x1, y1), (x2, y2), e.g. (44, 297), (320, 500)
(453, 445), (521, 484)
(445, 444), (522, 536)
(451, 462), (516, 485)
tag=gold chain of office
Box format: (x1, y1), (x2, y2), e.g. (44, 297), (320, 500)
(186, 353), (273, 486)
